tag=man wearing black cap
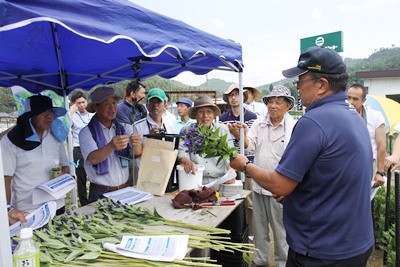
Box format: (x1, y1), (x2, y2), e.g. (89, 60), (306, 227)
(2, 94), (69, 215)
(230, 46), (374, 266)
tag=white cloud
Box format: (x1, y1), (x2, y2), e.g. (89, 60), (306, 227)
(210, 18), (224, 28)
(312, 8), (322, 20)
(338, 4), (359, 11)
(365, 0), (398, 8)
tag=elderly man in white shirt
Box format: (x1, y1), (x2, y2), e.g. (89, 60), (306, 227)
(234, 85), (296, 267)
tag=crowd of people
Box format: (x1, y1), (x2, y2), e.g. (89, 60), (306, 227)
(3, 46), (400, 267)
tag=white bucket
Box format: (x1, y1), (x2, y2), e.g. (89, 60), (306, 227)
(176, 165), (205, 191)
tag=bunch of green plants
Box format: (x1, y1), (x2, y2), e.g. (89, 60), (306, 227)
(10, 198), (255, 266)
(373, 185), (395, 265)
(180, 122), (237, 166)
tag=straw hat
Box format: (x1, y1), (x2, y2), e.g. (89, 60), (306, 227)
(222, 83), (248, 104)
(188, 95), (221, 119)
(244, 86), (261, 101)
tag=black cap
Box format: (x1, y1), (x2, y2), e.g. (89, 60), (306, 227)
(282, 46), (346, 78)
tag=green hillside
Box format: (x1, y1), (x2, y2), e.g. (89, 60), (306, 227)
(1, 47), (399, 112)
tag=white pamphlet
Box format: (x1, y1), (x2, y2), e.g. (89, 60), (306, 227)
(104, 235), (189, 262)
(32, 174), (76, 205)
(204, 169), (237, 188)
(9, 201), (57, 237)
(103, 187), (154, 205)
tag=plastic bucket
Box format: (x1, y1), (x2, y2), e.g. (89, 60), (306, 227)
(176, 165), (205, 191)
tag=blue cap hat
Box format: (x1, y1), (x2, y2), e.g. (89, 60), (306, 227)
(176, 97), (192, 107)
(282, 46), (346, 78)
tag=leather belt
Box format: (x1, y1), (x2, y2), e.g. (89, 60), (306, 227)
(90, 181), (131, 192)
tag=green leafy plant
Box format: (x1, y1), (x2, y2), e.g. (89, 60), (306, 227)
(180, 123), (237, 166)
(11, 198), (255, 266)
(373, 185), (395, 265)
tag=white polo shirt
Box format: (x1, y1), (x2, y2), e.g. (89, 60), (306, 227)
(2, 131), (68, 212)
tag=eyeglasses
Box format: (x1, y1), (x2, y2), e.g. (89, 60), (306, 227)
(228, 92), (240, 98)
(292, 78), (315, 87)
(196, 109), (214, 116)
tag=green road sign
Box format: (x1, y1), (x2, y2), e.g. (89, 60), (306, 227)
(300, 31), (343, 52)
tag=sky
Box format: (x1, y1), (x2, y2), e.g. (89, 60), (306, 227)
(132, 0), (400, 87)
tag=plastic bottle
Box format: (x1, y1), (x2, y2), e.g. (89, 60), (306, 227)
(51, 159), (62, 179)
(13, 227), (40, 267)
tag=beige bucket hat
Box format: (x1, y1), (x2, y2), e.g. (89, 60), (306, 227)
(244, 86), (261, 101)
(222, 83), (248, 104)
(188, 95), (221, 119)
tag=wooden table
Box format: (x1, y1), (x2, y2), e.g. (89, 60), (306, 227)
(79, 190), (250, 229)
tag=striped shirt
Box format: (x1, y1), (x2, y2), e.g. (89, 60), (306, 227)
(219, 108), (257, 161)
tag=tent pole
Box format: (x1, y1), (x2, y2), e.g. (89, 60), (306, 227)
(63, 91), (78, 210)
(238, 71), (245, 183)
(0, 146), (13, 266)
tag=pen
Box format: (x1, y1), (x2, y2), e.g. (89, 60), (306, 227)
(188, 170), (192, 176)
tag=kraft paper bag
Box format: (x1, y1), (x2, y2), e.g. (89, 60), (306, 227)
(137, 138), (178, 196)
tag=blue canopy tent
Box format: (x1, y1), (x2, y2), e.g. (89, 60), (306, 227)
(0, 0), (243, 94)
(0, 0), (244, 265)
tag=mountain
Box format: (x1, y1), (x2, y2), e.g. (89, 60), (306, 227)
(1, 47), (399, 112)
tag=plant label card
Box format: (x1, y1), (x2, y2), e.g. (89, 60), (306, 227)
(104, 235), (189, 262)
(32, 174), (76, 205)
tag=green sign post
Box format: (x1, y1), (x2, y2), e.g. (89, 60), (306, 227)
(300, 31), (343, 52)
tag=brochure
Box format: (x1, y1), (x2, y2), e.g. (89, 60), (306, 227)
(9, 201), (57, 237)
(204, 169), (237, 188)
(104, 235), (189, 262)
(371, 177), (386, 201)
(103, 187), (154, 205)
(32, 174), (76, 205)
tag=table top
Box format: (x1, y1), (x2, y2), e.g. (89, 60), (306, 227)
(79, 190), (250, 229)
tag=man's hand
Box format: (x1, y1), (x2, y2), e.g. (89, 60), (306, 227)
(372, 173), (385, 188)
(130, 134), (142, 147)
(224, 177), (236, 184)
(385, 155), (399, 172)
(272, 194), (284, 204)
(179, 158), (197, 175)
(227, 122), (247, 140)
(8, 209), (29, 225)
(111, 135), (129, 150)
(229, 154), (249, 172)
(68, 103), (78, 119)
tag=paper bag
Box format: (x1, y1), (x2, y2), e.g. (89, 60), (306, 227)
(137, 138), (178, 196)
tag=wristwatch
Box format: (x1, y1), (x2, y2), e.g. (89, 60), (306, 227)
(7, 204), (14, 213)
(376, 171), (386, 177)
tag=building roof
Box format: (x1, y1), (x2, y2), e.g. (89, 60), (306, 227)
(356, 70), (400, 79)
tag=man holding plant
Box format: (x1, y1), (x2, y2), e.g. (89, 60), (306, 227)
(79, 87), (141, 203)
(178, 95), (236, 185)
(230, 47), (374, 266)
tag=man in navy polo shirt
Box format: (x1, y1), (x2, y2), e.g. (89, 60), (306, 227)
(230, 46), (374, 267)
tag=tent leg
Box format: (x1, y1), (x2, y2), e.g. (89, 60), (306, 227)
(63, 93), (78, 211)
(0, 146), (13, 266)
(395, 170), (400, 266)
